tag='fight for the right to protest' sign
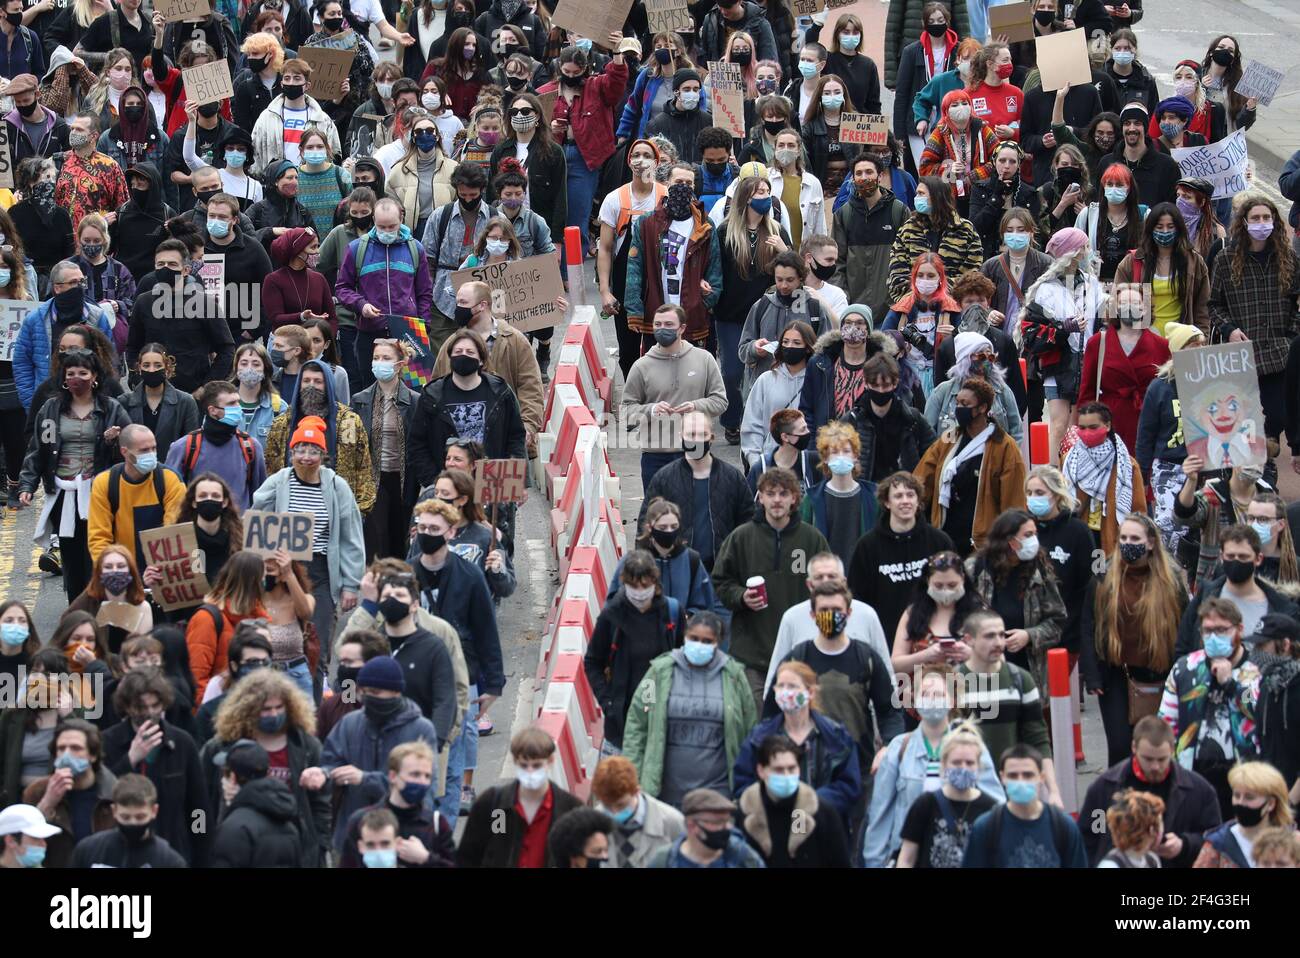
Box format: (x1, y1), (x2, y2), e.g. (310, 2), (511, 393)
(450, 255), (565, 333)
(709, 61), (746, 138)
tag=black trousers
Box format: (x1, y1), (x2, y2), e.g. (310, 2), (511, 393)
(0, 408), (23, 482)
(1096, 661), (1169, 768)
(55, 493), (92, 601)
(613, 305), (640, 379)
(364, 470), (411, 561)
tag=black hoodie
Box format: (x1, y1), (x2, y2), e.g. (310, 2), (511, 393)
(211, 776), (307, 868)
(113, 161), (176, 283)
(847, 516), (954, 642)
(71, 826), (188, 868)
(473, 0), (547, 61)
(1255, 654), (1300, 787)
(645, 98), (713, 165)
(248, 161), (313, 253)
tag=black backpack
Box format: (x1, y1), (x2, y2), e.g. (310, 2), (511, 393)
(105, 462), (175, 514)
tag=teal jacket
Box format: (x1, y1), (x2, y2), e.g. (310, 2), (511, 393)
(622, 649), (758, 801)
(913, 68), (966, 128)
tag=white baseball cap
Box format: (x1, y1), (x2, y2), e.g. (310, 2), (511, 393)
(0, 803), (61, 839)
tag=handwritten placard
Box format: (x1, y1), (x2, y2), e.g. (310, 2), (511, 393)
(645, 0), (692, 34)
(1172, 129), (1248, 201)
(709, 60), (746, 138)
(1235, 61), (1285, 107)
(242, 510), (316, 562)
(450, 254), (566, 333)
(550, 0), (635, 51)
(474, 459), (529, 505)
(838, 112), (889, 146)
(1035, 28), (1092, 93)
(988, 1), (1035, 43)
(155, 0), (209, 24)
(300, 46), (355, 103)
(0, 299), (35, 362)
(182, 60), (233, 107)
(0, 124), (12, 190)
(139, 524), (209, 611)
(791, 0), (824, 14)
(1173, 342), (1266, 470)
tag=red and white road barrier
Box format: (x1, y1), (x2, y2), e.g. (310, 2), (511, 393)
(535, 665), (603, 801)
(1029, 420), (1050, 467)
(1047, 647), (1079, 817)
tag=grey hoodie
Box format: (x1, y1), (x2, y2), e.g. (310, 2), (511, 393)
(660, 647), (729, 808)
(620, 341), (728, 452)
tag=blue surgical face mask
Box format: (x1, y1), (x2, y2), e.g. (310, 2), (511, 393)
(1003, 231), (1031, 251)
(1104, 186), (1129, 204)
(219, 405), (242, 427)
(134, 452), (158, 473)
(1112, 50), (1135, 67)
(54, 752), (91, 776)
(207, 218), (231, 238)
(1026, 494), (1053, 517)
(821, 93), (844, 110)
(766, 771), (800, 799)
(0, 622), (26, 646)
(944, 765), (979, 791)
(1203, 633), (1234, 658)
(749, 196), (772, 215)
(303, 148), (328, 166)
(828, 455), (855, 475)
(225, 150), (246, 168)
(485, 238), (509, 256)
(839, 33), (860, 50)
(376, 229), (402, 245)
(17, 843), (45, 868)
(798, 60), (817, 79)
(575, 38), (592, 53)
(1005, 779), (1039, 804)
(362, 848), (398, 868)
(1251, 521), (1274, 547)
(914, 193), (931, 215)
(0, 269), (12, 288)
(683, 639), (715, 666)
(372, 360), (396, 382)
(611, 802), (636, 824)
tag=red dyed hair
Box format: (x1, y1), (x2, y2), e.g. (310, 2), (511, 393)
(941, 89), (972, 116)
(1099, 163), (1134, 188)
(911, 251), (950, 293)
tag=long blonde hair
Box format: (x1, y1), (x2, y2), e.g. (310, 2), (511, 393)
(1096, 514), (1184, 673)
(723, 175), (780, 281)
(74, 0), (103, 28)
(85, 48), (137, 117)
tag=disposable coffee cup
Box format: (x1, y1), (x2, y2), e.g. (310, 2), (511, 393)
(746, 576), (768, 609)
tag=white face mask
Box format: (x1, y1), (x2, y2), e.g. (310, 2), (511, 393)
(1015, 534), (1040, 561)
(915, 276), (940, 296)
(624, 583), (655, 605)
(516, 765), (548, 790)
(422, 92), (441, 110)
(947, 105), (971, 124)
(928, 584), (965, 605)
(957, 59), (972, 78)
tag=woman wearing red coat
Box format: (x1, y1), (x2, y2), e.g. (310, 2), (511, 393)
(1077, 283), (1170, 453)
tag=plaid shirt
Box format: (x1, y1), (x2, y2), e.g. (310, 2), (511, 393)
(1208, 245), (1300, 376)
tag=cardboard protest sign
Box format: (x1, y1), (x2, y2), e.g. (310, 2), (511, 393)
(1235, 61), (1286, 107)
(538, 89), (558, 125)
(1035, 28), (1091, 92)
(645, 0), (692, 34)
(96, 601), (147, 632)
(450, 254), (566, 333)
(838, 112), (889, 146)
(139, 524), (209, 611)
(0, 124), (12, 190)
(550, 0), (635, 52)
(791, 0), (823, 13)
(988, 1), (1035, 43)
(386, 314), (435, 390)
(1172, 129), (1248, 201)
(1173, 342), (1267, 471)
(474, 459), (529, 505)
(242, 510), (316, 562)
(0, 299), (36, 362)
(709, 60), (746, 138)
(182, 60), (233, 107)
(155, 0), (209, 24)
(300, 46), (355, 102)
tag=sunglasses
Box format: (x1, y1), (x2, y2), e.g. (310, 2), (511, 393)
(509, 107), (536, 117)
(929, 552), (963, 572)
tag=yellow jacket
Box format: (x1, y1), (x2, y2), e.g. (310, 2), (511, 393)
(263, 403), (377, 513)
(88, 465), (187, 570)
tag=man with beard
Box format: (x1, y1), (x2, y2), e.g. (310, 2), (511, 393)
(1096, 102), (1181, 208)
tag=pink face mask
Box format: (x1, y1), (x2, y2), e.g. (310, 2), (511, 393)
(109, 68), (132, 91)
(915, 276), (940, 296)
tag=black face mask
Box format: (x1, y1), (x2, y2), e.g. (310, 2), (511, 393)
(379, 596), (410, 624)
(561, 73), (585, 89)
(3, 10), (21, 26)
(140, 368), (166, 388)
(866, 386), (895, 407)
(351, 214), (374, 232)
(1233, 801), (1266, 827)
(506, 75), (527, 90)
(925, 21), (947, 36)
(778, 345), (809, 365)
(763, 119), (785, 135)
(122, 105), (145, 123)
(195, 188), (220, 207)
(731, 50), (751, 66)
(664, 183), (694, 220)
(1223, 559), (1255, 585)
(281, 82), (305, 101)
(194, 498), (224, 521)
(153, 266), (181, 287)
(197, 102), (221, 118)
(447, 11), (471, 28)
(703, 160), (728, 176)
(17, 98), (41, 117)
(363, 693), (404, 721)
(459, 195), (481, 213)
(323, 16), (344, 31)
(247, 57), (267, 73)
(1034, 10), (1055, 25)
(335, 664), (361, 691)
(811, 260), (837, 281)
(54, 286), (83, 316)
(787, 432), (811, 451)
(130, 187), (151, 208)
(955, 405), (975, 428)
(417, 532), (446, 555)
(697, 825), (731, 850)
(118, 821), (150, 845)
(1212, 48), (1235, 67)
(453, 304), (475, 326)
(450, 354), (480, 376)
(650, 527), (677, 549)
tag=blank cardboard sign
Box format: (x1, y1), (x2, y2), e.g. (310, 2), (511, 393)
(1036, 29), (1092, 93)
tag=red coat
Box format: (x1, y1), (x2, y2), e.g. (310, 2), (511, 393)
(1077, 327), (1170, 452)
(537, 57), (628, 171)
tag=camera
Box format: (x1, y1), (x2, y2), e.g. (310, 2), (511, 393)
(901, 325), (933, 360)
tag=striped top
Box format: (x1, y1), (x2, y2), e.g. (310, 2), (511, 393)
(956, 661), (1050, 763)
(288, 472), (330, 554)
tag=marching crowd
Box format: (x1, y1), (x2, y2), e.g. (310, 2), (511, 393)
(0, 0), (1298, 871)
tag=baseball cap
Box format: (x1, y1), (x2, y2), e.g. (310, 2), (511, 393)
(1244, 613), (1300, 648)
(214, 738), (270, 778)
(0, 803), (61, 839)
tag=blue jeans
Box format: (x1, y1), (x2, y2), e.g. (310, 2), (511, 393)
(564, 143), (599, 257)
(716, 321), (743, 429)
(437, 682), (479, 818)
(280, 660), (314, 700)
(640, 452), (682, 490)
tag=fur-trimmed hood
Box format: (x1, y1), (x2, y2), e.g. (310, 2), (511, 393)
(812, 328), (895, 359)
(738, 781), (819, 859)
